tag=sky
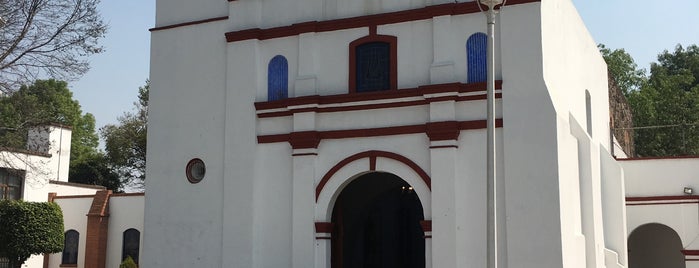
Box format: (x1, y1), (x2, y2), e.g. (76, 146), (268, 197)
(68, 0), (699, 134)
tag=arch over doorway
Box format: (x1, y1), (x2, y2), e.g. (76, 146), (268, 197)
(315, 150), (432, 222)
(331, 172), (425, 268)
(628, 223), (685, 268)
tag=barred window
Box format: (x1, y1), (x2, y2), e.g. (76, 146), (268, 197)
(467, 32), (487, 83)
(0, 168), (23, 200)
(355, 42), (391, 92)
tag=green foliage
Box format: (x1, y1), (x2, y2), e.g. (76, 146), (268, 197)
(0, 79), (99, 163)
(69, 153), (124, 192)
(120, 256), (138, 268)
(598, 44), (647, 96)
(0, 201), (64, 268)
(102, 80), (149, 189)
(629, 45), (699, 156)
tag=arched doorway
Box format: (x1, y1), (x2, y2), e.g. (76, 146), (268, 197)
(331, 172), (425, 268)
(628, 223), (685, 268)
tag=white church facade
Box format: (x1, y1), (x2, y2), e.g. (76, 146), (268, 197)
(144, 0), (699, 267)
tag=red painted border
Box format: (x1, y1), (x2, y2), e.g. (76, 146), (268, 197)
(626, 195), (699, 202)
(315, 222), (334, 233)
(315, 150), (431, 201)
(150, 16), (228, 32)
(255, 81), (502, 118)
(682, 250), (699, 256)
(225, 0), (540, 42)
(626, 201), (699, 206)
(617, 155), (699, 161)
(258, 119), (504, 148)
(420, 220), (432, 232)
(348, 34), (398, 93)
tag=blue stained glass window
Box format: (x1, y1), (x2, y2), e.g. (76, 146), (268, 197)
(62, 230), (79, 265)
(268, 55), (288, 101)
(467, 32), (488, 83)
(356, 42), (390, 92)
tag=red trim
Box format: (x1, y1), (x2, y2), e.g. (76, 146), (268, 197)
(626, 201), (699, 206)
(225, 0), (540, 42)
(111, 192), (145, 197)
(289, 131), (321, 149)
(370, 156), (377, 171)
(257, 119), (503, 146)
(53, 194), (98, 200)
(315, 222), (334, 233)
(255, 81), (501, 118)
(292, 152), (318, 157)
(426, 121), (460, 141)
(316, 150), (431, 201)
(420, 220), (432, 232)
(149, 16), (228, 32)
(430, 145), (458, 149)
(626, 195), (699, 202)
(348, 34), (398, 93)
(682, 250), (699, 256)
(617, 155), (699, 161)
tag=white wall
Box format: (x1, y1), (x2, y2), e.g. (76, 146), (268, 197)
(144, 15), (229, 268)
(47, 197), (93, 268)
(621, 158), (699, 197)
(106, 195), (145, 267)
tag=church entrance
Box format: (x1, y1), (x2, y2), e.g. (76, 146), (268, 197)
(331, 172), (425, 268)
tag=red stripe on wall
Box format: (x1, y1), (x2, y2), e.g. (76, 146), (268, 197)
(225, 0), (540, 42)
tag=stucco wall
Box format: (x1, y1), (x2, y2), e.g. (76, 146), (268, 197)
(106, 195), (145, 268)
(48, 197), (93, 268)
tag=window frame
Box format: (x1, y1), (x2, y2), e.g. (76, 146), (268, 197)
(267, 55), (289, 101)
(0, 168), (24, 200)
(122, 228), (141, 264)
(466, 32), (488, 84)
(348, 34), (397, 93)
(62, 230), (79, 265)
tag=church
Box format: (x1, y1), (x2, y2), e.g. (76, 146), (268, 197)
(143, 0), (699, 267)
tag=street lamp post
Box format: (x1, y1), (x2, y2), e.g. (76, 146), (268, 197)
(476, 0), (504, 268)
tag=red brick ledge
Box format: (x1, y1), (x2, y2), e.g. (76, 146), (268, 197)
(225, 0), (540, 42)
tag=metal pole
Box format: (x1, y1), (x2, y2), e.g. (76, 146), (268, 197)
(485, 6), (498, 268)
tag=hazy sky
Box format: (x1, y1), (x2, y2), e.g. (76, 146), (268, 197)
(67, 0), (699, 134)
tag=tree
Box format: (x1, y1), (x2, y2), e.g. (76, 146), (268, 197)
(628, 45), (699, 156)
(69, 153), (124, 192)
(0, 0), (107, 94)
(0, 79), (99, 164)
(0, 200), (64, 268)
(102, 80), (148, 189)
(120, 256), (138, 268)
(599, 44), (647, 96)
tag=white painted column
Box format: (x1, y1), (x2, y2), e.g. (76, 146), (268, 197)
(314, 222), (332, 268)
(291, 112), (318, 268)
(296, 32), (317, 97)
(422, 220), (433, 268)
(427, 99), (458, 268)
